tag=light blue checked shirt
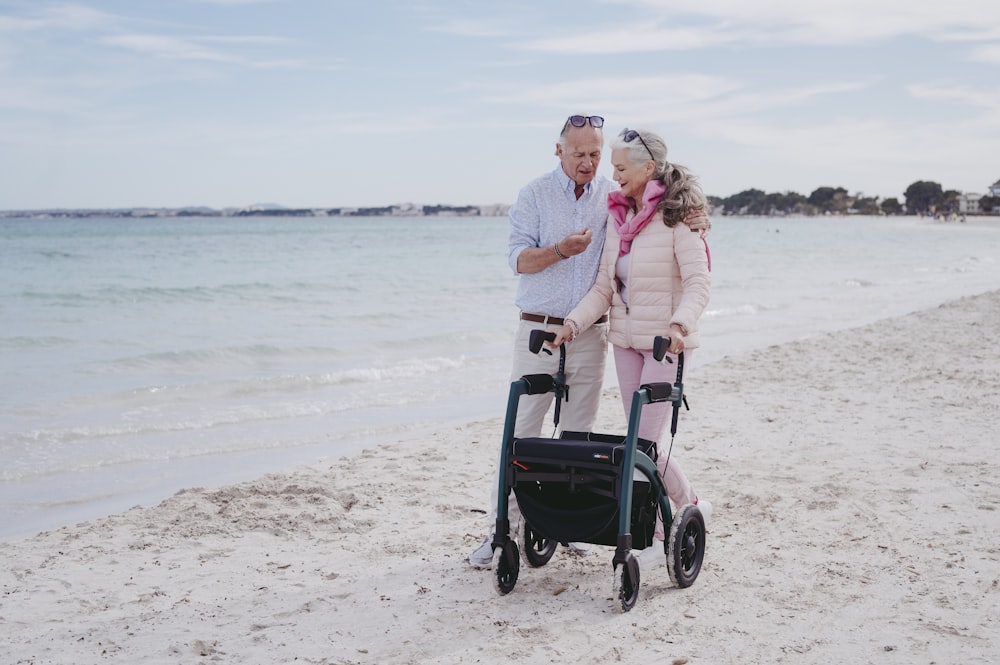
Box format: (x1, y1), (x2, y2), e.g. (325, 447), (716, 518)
(507, 167), (614, 318)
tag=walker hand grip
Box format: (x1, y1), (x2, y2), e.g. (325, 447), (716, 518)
(522, 373), (555, 395)
(529, 329), (556, 354)
(653, 335), (672, 362)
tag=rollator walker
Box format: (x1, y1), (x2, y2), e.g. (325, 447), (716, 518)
(490, 330), (706, 612)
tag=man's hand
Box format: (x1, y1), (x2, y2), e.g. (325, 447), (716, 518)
(559, 227), (592, 257)
(516, 227), (594, 274)
(685, 213), (711, 237)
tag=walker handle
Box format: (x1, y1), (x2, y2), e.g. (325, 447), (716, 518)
(529, 329), (556, 354)
(653, 335), (684, 365)
(653, 335), (674, 363)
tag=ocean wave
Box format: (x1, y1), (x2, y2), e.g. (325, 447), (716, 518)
(0, 353), (502, 465)
(94, 340), (499, 380)
(98, 344), (341, 371)
(0, 378), (492, 482)
(15, 281), (335, 307)
(224, 354), (483, 398)
(36, 250), (77, 259)
(703, 303), (764, 318)
(0, 336), (75, 349)
(0, 406), (475, 485)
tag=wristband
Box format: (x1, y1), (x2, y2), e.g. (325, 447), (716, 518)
(566, 318), (580, 341)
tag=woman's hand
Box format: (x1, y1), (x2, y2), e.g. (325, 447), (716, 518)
(668, 324), (685, 354)
(548, 325), (574, 348)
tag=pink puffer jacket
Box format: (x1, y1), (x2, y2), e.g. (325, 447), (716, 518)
(568, 210), (711, 350)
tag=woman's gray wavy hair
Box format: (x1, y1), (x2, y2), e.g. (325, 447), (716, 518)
(611, 128), (707, 227)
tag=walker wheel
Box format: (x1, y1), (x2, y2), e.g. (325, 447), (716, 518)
(667, 503), (706, 588)
(617, 554), (641, 612)
(494, 540), (520, 595)
(523, 522), (557, 567)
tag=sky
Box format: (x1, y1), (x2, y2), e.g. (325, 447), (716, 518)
(1, 0), (999, 210)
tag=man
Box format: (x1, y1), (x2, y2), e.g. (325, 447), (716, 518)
(469, 114), (613, 567)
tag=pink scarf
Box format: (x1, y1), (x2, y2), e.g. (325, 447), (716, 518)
(608, 180), (666, 256)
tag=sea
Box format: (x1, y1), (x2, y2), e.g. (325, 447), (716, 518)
(2, 214), (999, 541)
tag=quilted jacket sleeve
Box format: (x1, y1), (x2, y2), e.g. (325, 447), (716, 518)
(565, 215), (618, 330)
(668, 212), (711, 336)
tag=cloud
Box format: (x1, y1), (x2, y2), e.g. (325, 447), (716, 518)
(617, 0), (1000, 32)
(475, 73), (740, 108)
(968, 43), (1000, 64)
(515, 26), (729, 53)
(693, 112), (999, 197)
(100, 32), (323, 70)
(0, 80), (94, 113)
(908, 83), (1000, 113)
(0, 4), (115, 34)
(472, 73), (870, 128)
(187, 0), (282, 5)
(103, 34), (242, 63)
(517, 1), (1000, 54)
(428, 18), (519, 39)
(0, 15), (43, 33)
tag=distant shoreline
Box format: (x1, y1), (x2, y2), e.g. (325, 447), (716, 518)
(3, 205), (998, 220)
(0, 203), (511, 220)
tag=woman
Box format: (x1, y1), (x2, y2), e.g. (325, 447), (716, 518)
(550, 127), (712, 569)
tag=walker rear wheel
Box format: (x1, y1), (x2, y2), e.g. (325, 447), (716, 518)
(523, 522), (557, 567)
(667, 503), (706, 588)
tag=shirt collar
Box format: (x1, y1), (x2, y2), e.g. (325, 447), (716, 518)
(556, 167), (589, 194)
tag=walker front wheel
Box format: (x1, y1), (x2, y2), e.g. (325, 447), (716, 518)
(494, 541), (520, 595)
(617, 554), (641, 612)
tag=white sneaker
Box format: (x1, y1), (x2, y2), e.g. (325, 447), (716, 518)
(697, 499), (713, 529)
(469, 537), (494, 568)
(636, 540), (665, 569)
(566, 542), (591, 556)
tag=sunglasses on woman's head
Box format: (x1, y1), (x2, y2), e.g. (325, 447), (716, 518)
(566, 115), (604, 128)
(620, 128), (653, 160)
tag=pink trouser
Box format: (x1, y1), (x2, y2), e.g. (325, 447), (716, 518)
(613, 345), (698, 541)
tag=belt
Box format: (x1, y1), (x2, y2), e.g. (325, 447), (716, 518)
(520, 312), (608, 326)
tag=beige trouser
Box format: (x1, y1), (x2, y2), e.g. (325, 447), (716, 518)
(509, 318), (608, 438)
(486, 318), (609, 523)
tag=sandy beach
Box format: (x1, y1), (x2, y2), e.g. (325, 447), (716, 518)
(2, 289), (998, 664)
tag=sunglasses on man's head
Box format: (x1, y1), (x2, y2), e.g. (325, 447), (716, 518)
(566, 115), (604, 128)
(620, 128), (653, 160)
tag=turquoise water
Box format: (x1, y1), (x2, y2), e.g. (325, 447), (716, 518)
(2, 214), (998, 539)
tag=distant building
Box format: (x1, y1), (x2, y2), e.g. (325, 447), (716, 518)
(959, 193), (982, 213)
(989, 179), (1000, 197)
(391, 203), (421, 216)
(478, 203), (512, 217)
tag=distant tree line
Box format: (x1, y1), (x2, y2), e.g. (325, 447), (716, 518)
(709, 181), (999, 216)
